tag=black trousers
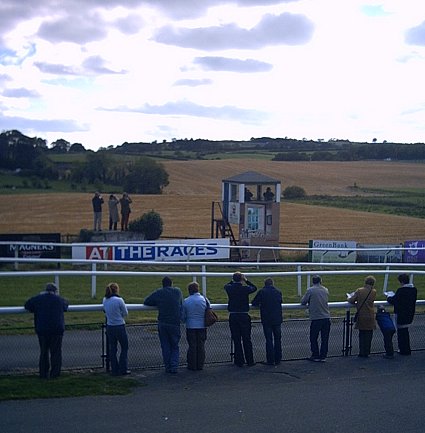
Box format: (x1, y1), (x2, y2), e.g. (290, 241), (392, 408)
(381, 329), (395, 356)
(37, 334), (63, 378)
(186, 328), (207, 370)
(229, 313), (254, 366)
(397, 327), (411, 355)
(358, 330), (373, 357)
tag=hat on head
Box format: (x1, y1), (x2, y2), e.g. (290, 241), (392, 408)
(46, 283), (58, 292)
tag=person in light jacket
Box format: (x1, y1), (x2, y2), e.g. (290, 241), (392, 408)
(181, 282), (209, 371)
(103, 282), (130, 376)
(301, 275), (331, 362)
(348, 275), (377, 358)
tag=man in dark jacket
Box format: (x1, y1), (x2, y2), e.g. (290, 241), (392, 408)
(224, 271), (257, 367)
(24, 283), (69, 379)
(387, 273), (417, 355)
(252, 278), (283, 365)
(144, 277), (183, 373)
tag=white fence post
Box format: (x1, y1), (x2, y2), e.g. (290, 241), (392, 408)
(202, 265), (207, 297)
(297, 265), (302, 296)
(91, 263), (97, 299)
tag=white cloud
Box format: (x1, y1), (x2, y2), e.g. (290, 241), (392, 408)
(0, 0), (425, 148)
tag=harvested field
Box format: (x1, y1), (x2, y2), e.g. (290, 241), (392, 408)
(0, 160), (424, 244)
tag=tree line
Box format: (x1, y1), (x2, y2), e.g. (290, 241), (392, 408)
(0, 130), (169, 194)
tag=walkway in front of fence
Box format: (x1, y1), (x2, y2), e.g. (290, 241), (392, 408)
(2, 351), (425, 433)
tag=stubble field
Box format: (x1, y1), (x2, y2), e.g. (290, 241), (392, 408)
(0, 160), (424, 245)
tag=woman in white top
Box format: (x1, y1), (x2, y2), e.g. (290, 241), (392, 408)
(102, 282), (130, 375)
(182, 282), (208, 370)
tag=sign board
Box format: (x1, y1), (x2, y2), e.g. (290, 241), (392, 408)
(0, 233), (61, 259)
(72, 238), (230, 262)
(404, 240), (425, 263)
(357, 244), (403, 263)
(309, 240), (357, 263)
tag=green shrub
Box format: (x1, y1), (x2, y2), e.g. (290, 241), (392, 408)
(129, 210), (163, 240)
(283, 185), (306, 199)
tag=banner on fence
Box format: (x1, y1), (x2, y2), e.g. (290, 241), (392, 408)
(72, 238), (230, 262)
(404, 240), (425, 263)
(357, 244), (403, 263)
(0, 233), (61, 258)
(309, 240), (357, 263)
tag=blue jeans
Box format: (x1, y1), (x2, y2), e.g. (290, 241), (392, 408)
(106, 324), (128, 375)
(310, 318), (331, 359)
(262, 323), (282, 364)
(158, 322), (181, 372)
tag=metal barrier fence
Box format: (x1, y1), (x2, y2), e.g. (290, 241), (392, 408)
(1, 311), (424, 374)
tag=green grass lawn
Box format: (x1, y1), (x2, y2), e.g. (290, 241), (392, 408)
(1, 265), (424, 330)
(0, 371), (141, 401)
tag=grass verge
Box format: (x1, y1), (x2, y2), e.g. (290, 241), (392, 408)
(0, 371), (142, 401)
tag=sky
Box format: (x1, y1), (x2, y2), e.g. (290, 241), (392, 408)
(1, 0), (425, 151)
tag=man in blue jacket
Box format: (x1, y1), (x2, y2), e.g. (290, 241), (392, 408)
(224, 271), (257, 367)
(252, 278), (283, 365)
(144, 277), (183, 373)
(24, 283), (69, 379)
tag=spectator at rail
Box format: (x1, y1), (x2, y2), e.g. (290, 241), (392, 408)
(92, 191), (104, 231)
(376, 305), (396, 359)
(244, 187), (253, 202)
(103, 282), (130, 376)
(347, 275), (377, 358)
(251, 277), (283, 365)
(24, 283), (69, 379)
(301, 275), (331, 362)
(144, 277), (183, 374)
(108, 194), (120, 231)
(119, 192), (132, 231)
(386, 273), (417, 355)
(263, 187), (275, 201)
(224, 271), (257, 367)
(181, 281), (208, 371)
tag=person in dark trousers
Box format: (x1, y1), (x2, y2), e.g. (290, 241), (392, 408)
(144, 277), (183, 374)
(387, 273), (417, 355)
(181, 281), (208, 371)
(376, 306), (396, 359)
(301, 275), (331, 362)
(92, 191), (104, 231)
(224, 271), (257, 367)
(348, 275), (377, 358)
(24, 283), (69, 379)
(119, 192), (132, 231)
(251, 277), (283, 365)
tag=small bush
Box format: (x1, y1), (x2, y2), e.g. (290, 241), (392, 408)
(129, 210), (163, 240)
(283, 185), (306, 199)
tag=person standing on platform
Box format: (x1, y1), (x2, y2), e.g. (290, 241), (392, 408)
(119, 192), (132, 231)
(92, 191), (104, 231)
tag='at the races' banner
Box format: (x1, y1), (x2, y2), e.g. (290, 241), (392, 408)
(72, 238), (230, 262)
